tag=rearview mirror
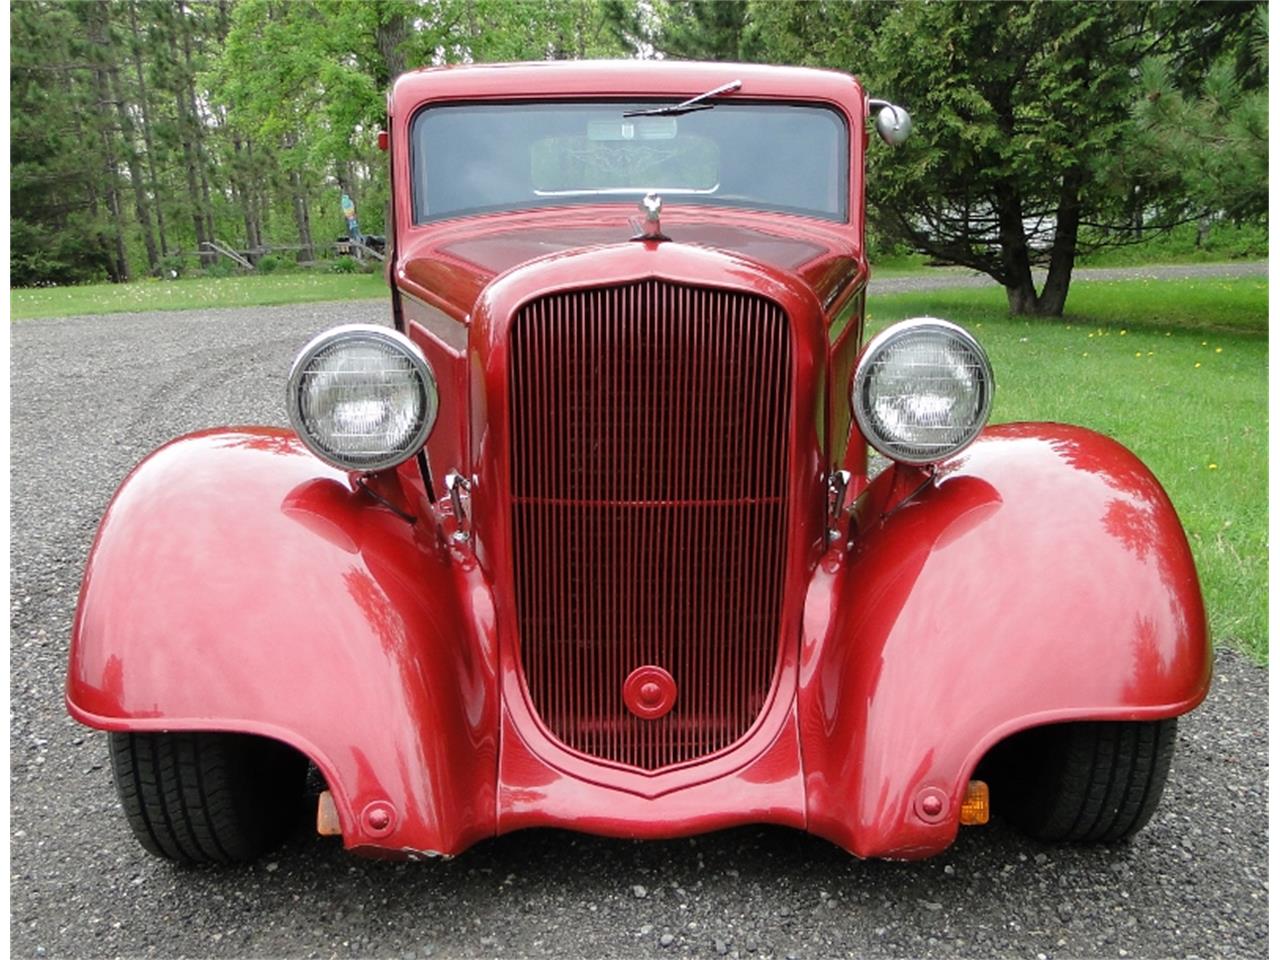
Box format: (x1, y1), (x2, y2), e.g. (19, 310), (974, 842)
(870, 101), (912, 147)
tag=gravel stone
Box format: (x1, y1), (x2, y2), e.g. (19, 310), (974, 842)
(659, 933), (675, 947)
(633, 884), (648, 899)
(9, 296), (1269, 959)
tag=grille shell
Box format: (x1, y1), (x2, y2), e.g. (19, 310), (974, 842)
(508, 280), (793, 771)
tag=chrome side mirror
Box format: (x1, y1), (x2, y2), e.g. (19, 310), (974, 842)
(869, 99), (912, 147)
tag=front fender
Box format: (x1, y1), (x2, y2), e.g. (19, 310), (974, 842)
(801, 423), (1211, 858)
(67, 428), (499, 856)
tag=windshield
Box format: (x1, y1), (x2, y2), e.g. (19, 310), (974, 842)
(410, 100), (848, 224)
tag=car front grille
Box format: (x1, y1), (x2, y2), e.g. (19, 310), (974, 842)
(508, 280), (793, 771)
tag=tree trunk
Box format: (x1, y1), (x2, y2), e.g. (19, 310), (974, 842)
(85, 3), (130, 282)
(100, 152), (130, 282)
(201, 169), (217, 252)
(245, 138), (266, 253)
(994, 184), (1037, 315)
(126, 0), (168, 257)
(375, 4), (408, 83)
(178, 1), (219, 262)
(1004, 280), (1039, 315)
(175, 92), (210, 265)
(167, 15), (211, 267)
(233, 136), (262, 260)
(108, 58), (160, 273)
(1034, 169), (1084, 317)
(1196, 214), (1213, 248)
(289, 168), (314, 261)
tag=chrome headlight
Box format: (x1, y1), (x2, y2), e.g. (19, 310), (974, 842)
(287, 324), (438, 472)
(852, 317), (993, 465)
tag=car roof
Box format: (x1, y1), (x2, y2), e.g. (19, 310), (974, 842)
(389, 60), (865, 115)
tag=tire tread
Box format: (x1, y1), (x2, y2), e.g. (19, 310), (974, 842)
(987, 718), (1178, 844)
(108, 731), (305, 865)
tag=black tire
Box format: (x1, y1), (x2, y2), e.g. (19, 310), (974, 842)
(108, 731), (308, 865)
(981, 719), (1178, 843)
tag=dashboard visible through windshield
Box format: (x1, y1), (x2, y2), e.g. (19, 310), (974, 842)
(410, 100), (849, 224)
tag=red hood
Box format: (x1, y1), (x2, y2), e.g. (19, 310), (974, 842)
(397, 205), (865, 319)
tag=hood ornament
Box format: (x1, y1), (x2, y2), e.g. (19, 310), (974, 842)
(632, 192), (671, 243)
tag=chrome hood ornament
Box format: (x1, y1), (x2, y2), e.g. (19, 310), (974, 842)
(632, 191), (671, 243)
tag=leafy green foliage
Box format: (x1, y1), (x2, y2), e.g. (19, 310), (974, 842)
(858, 3), (1154, 312)
(735, 0), (1267, 317)
(159, 253), (195, 278)
(656, 0), (746, 61)
(1134, 38), (1268, 224)
(255, 254), (292, 274)
(11, 0), (1266, 297)
(11, 0), (632, 288)
(329, 255), (365, 273)
(11, 2), (117, 284)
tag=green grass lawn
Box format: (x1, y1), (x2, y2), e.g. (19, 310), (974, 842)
(869, 276), (1268, 662)
(867, 252), (935, 276)
(10, 272), (387, 320)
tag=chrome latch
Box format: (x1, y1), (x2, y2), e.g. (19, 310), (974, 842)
(827, 470), (852, 544)
(444, 471), (471, 543)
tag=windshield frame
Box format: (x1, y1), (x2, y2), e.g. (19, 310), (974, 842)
(408, 97), (852, 227)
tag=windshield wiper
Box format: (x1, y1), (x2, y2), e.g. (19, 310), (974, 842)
(623, 79), (742, 118)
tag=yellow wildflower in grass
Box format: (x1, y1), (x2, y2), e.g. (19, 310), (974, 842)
(1216, 347), (1223, 353)
(1195, 362), (1202, 368)
(1208, 463), (1219, 470)
(1135, 351), (1142, 358)
(1147, 351), (1154, 357)
(1120, 329), (1127, 335)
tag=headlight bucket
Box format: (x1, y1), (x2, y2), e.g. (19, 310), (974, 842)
(852, 317), (993, 466)
(287, 324), (438, 472)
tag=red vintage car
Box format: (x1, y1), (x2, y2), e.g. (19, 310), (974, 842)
(67, 61), (1210, 865)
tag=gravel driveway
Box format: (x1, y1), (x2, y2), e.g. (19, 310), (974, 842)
(10, 292), (1268, 959)
(869, 259), (1270, 294)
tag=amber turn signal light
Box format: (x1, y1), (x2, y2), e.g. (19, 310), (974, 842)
(960, 780), (990, 826)
(317, 790), (342, 836)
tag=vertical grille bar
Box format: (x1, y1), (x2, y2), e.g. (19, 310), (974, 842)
(509, 280), (792, 770)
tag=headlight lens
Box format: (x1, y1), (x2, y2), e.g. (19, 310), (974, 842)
(852, 317), (993, 465)
(287, 324), (438, 471)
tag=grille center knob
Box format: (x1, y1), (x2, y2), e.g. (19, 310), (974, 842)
(623, 666), (677, 720)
